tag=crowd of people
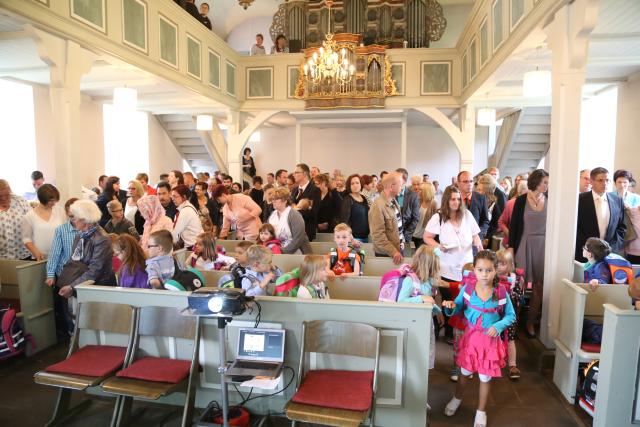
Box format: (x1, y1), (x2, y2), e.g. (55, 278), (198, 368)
(3, 160), (640, 427)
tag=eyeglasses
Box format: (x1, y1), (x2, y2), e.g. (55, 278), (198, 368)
(127, 187), (136, 191)
(459, 180), (473, 184)
(109, 209), (123, 213)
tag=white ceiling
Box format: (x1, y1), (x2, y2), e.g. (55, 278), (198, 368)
(470, 0), (640, 104)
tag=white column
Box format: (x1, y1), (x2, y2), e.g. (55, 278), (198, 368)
(540, 0), (600, 347)
(29, 27), (96, 200)
(226, 110), (242, 182)
(459, 106), (475, 172)
(400, 112), (407, 168)
(295, 122), (301, 163)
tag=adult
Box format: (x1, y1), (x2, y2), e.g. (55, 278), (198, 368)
(340, 174), (370, 242)
(396, 168), (421, 245)
(251, 34), (266, 56)
(156, 181), (177, 221)
(265, 173), (276, 188)
(433, 180), (443, 207)
(199, 2), (212, 30)
(96, 176), (127, 227)
(611, 169), (640, 207)
(249, 176), (264, 207)
(579, 169), (591, 193)
(262, 187), (276, 223)
(497, 180), (529, 248)
(190, 181), (222, 231)
(457, 171), (490, 241)
(291, 163), (321, 241)
(92, 174), (107, 196)
(476, 174), (503, 248)
(57, 200), (116, 300)
(136, 172), (156, 195)
(287, 174), (296, 192)
(168, 170), (184, 189)
(104, 200), (139, 239)
(410, 176), (423, 193)
(231, 182), (243, 194)
(22, 184), (66, 260)
(310, 167), (321, 179)
(423, 185), (482, 283)
(184, 172), (196, 191)
(509, 169), (549, 337)
(0, 179), (31, 260)
(361, 174), (378, 206)
(268, 187), (311, 254)
(499, 177), (513, 196)
(124, 179), (145, 235)
(333, 175), (346, 197)
(183, 0), (203, 24)
(275, 169), (288, 188)
(170, 184), (204, 249)
(271, 34), (289, 54)
(31, 170), (45, 190)
(137, 195), (173, 252)
(368, 173), (404, 264)
(212, 184), (262, 241)
(509, 173), (529, 199)
(314, 173), (339, 232)
(575, 167), (626, 261)
(487, 167), (508, 212)
(412, 182), (438, 249)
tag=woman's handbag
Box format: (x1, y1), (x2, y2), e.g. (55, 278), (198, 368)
(624, 208), (637, 243)
(56, 261), (88, 287)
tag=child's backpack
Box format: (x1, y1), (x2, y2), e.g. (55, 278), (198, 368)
(274, 268), (301, 297)
(217, 264), (247, 289)
(329, 246), (365, 276)
(164, 259), (206, 291)
(603, 254), (633, 284)
(0, 308), (32, 360)
(378, 264), (419, 302)
(578, 360), (599, 417)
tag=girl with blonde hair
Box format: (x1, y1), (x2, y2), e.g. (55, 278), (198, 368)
(297, 255), (330, 299)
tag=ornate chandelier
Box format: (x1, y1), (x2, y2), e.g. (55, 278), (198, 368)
(302, 0), (354, 86)
(238, 0), (253, 10)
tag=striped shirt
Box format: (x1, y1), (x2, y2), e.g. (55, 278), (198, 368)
(391, 198), (405, 250)
(46, 221), (78, 278)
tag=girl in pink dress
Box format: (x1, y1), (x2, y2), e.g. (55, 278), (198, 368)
(442, 250), (516, 427)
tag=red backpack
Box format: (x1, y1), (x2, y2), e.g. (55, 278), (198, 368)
(0, 308), (33, 360)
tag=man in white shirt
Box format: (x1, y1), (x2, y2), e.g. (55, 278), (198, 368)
(575, 167), (626, 261)
(250, 34), (266, 56)
(275, 169), (288, 188)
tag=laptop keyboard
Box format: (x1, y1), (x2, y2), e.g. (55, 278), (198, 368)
(234, 361), (275, 370)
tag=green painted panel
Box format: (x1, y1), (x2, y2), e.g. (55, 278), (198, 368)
(493, 0), (503, 50)
(187, 37), (201, 78)
(288, 68), (300, 98)
(72, 0), (104, 29)
(159, 18), (177, 66)
(480, 21), (488, 65)
(248, 69), (272, 98)
(123, 0), (146, 50)
(470, 40), (477, 78)
(462, 54), (468, 88)
(390, 64), (404, 95)
(511, 0), (524, 28)
(208, 51), (220, 88)
(226, 62), (236, 96)
(422, 62), (450, 94)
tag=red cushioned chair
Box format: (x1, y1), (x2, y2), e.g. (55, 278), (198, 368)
(285, 320), (380, 427)
(33, 302), (136, 427)
(100, 306), (200, 427)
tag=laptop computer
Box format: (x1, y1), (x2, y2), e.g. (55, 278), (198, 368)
(226, 327), (285, 379)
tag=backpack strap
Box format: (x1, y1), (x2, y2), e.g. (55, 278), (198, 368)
(329, 248), (338, 269)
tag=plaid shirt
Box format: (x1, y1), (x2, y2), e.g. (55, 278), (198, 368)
(46, 221), (78, 278)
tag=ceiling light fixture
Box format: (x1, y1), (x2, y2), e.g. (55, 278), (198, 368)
(477, 108), (496, 126)
(523, 69), (551, 97)
(113, 87), (137, 112)
(196, 114), (213, 131)
(238, 0), (254, 10)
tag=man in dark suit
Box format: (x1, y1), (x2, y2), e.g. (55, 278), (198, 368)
(488, 167), (508, 212)
(291, 163), (321, 241)
(184, 0), (204, 24)
(395, 168), (421, 245)
(575, 167), (626, 262)
(457, 171), (490, 241)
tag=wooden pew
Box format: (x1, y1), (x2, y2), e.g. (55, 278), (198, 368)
(213, 239), (375, 257)
(0, 259), (56, 355)
(592, 304), (640, 427)
(270, 254), (410, 276)
(552, 279), (631, 403)
(315, 232), (335, 242)
(572, 259), (640, 283)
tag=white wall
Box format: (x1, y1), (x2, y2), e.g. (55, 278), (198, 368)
(148, 115), (184, 185)
(247, 124), (460, 183)
(615, 75), (640, 174)
(580, 86), (618, 173)
(430, 5), (473, 49)
(473, 126), (489, 175)
(226, 16), (275, 55)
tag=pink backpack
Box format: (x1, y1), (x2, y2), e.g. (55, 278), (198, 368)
(378, 264), (420, 302)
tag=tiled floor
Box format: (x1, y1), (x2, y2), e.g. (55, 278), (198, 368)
(0, 333), (590, 426)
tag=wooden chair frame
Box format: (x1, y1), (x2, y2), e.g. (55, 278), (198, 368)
(102, 306), (201, 427)
(286, 320), (381, 427)
(33, 301), (137, 427)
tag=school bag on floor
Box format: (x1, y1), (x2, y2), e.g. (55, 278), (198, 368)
(578, 360), (599, 417)
(164, 259), (206, 291)
(0, 307), (33, 360)
(378, 264), (420, 302)
(329, 246), (366, 276)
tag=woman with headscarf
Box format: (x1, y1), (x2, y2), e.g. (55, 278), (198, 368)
(137, 195), (173, 251)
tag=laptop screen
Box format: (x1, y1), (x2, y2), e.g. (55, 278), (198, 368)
(236, 328), (285, 362)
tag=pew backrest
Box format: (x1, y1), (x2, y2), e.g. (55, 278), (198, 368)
(578, 283), (631, 317)
(214, 239), (375, 258)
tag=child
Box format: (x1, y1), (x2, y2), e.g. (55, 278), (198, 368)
(443, 250), (515, 427)
(113, 234), (149, 288)
(397, 245), (442, 370)
(145, 230), (176, 289)
(297, 255), (330, 299)
(241, 245), (282, 296)
(496, 249), (524, 381)
(186, 232), (236, 270)
(257, 223), (282, 254)
(328, 223), (362, 276)
(582, 237), (613, 287)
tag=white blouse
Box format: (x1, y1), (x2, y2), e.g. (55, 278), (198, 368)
(124, 200), (138, 223)
(425, 210), (480, 281)
(269, 207), (293, 248)
(21, 204), (67, 256)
